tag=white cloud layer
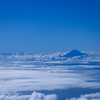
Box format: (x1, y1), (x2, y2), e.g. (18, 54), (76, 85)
(0, 51), (100, 98)
(0, 91), (57, 100)
(0, 92), (100, 100)
(0, 51), (100, 63)
(67, 92), (100, 100)
(0, 69), (100, 94)
(29, 91), (57, 100)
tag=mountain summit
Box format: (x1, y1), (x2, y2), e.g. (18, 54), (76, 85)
(63, 50), (85, 58)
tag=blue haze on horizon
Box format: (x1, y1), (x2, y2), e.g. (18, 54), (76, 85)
(0, 0), (100, 53)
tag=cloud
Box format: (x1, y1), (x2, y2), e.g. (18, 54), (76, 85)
(0, 94), (29, 100)
(29, 91), (57, 100)
(0, 51), (100, 95)
(66, 92), (100, 100)
(0, 91), (57, 100)
(0, 69), (100, 94)
(0, 51), (100, 67)
(1, 92), (100, 100)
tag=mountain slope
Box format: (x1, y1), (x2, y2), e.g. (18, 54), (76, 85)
(63, 50), (85, 58)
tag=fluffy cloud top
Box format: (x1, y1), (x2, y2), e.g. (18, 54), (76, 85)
(67, 92), (100, 100)
(0, 50), (100, 63)
(29, 91), (57, 100)
(0, 91), (57, 100)
(0, 50), (100, 100)
(0, 92), (100, 100)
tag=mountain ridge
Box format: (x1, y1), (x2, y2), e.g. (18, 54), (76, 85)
(63, 50), (85, 58)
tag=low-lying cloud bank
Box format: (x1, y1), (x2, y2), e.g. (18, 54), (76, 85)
(67, 92), (100, 100)
(0, 50), (100, 64)
(29, 91), (57, 100)
(0, 91), (57, 100)
(0, 69), (100, 94)
(0, 91), (100, 100)
(0, 51), (100, 70)
(0, 50), (100, 99)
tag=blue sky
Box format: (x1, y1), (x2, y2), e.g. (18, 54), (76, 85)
(0, 0), (100, 53)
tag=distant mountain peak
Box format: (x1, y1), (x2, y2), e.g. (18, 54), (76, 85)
(63, 50), (85, 58)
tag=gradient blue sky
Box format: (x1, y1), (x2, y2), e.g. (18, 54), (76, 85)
(0, 0), (100, 53)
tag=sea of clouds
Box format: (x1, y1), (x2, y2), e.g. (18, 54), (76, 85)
(0, 91), (100, 100)
(0, 91), (57, 100)
(0, 51), (100, 100)
(0, 51), (100, 68)
(67, 92), (100, 100)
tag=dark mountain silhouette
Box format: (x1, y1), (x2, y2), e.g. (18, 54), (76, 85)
(63, 50), (85, 58)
